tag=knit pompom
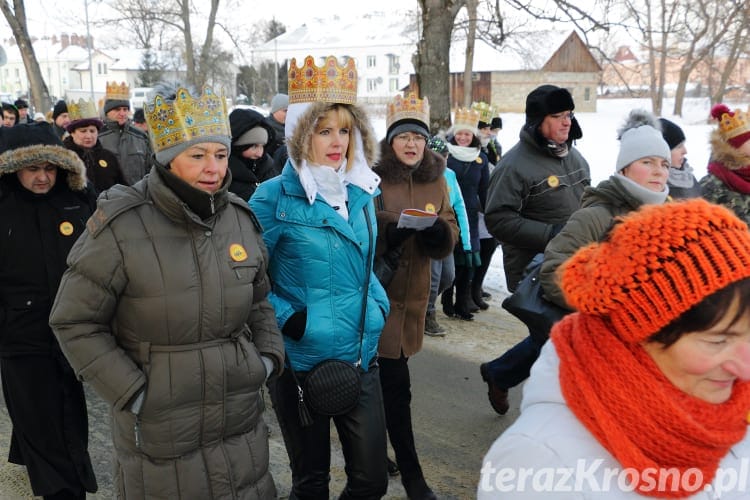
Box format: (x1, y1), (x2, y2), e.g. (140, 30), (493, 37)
(559, 199), (750, 342)
(616, 109), (661, 140)
(711, 103), (731, 121)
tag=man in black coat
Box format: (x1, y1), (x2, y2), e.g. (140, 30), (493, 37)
(0, 122), (98, 499)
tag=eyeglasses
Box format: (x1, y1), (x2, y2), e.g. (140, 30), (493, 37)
(393, 133), (427, 145)
(549, 112), (575, 121)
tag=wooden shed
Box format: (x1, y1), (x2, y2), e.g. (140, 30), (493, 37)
(411, 31), (602, 113)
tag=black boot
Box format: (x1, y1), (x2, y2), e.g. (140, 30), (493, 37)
(441, 287), (455, 317)
(472, 279), (489, 310)
(453, 265), (474, 321)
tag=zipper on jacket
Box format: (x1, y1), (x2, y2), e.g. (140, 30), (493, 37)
(134, 415), (142, 450)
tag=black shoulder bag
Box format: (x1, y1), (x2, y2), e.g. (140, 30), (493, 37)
(501, 253), (569, 343)
(289, 204), (374, 426)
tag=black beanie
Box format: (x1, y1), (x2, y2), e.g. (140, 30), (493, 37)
(490, 117), (502, 130)
(658, 118), (686, 150)
(13, 98), (28, 109)
(52, 100), (68, 120)
(525, 85), (575, 126)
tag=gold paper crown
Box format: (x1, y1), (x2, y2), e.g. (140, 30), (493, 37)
(471, 101), (495, 124)
(716, 107), (750, 141)
(105, 81), (130, 101)
(386, 92), (430, 130)
(145, 86), (229, 154)
(67, 98), (99, 121)
(288, 55), (357, 105)
(453, 107), (481, 132)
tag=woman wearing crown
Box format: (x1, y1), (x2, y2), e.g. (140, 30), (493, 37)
(442, 108), (490, 321)
(62, 98), (126, 194)
(373, 92), (458, 499)
(699, 104), (750, 226)
(250, 55), (391, 499)
(50, 83), (285, 498)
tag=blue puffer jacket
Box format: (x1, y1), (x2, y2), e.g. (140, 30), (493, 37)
(250, 162), (390, 372)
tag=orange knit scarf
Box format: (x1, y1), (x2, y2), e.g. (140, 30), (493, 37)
(552, 313), (750, 498)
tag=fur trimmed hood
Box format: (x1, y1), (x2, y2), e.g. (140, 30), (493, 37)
(709, 129), (750, 170)
(0, 144), (87, 191)
(286, 101), (378, 170)
(374, 138), (446, 184)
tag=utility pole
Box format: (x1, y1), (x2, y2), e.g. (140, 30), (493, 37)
(84, 0), (95, 102)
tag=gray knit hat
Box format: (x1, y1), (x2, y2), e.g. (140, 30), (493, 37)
(235, 126), (269, 146)
(270, 93), (289, 114)
(615, 109), (670, 172)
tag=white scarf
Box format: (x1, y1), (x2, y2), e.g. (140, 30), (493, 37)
(446, 143), (480, 162)
(308, 161), (350, 220)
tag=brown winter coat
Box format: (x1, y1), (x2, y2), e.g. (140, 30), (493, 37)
(50, 167), (285, 499)
(374, 141), (458, 358)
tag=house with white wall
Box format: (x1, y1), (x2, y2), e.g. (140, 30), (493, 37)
(251, 11), (419, 104)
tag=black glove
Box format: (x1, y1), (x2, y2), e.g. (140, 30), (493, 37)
(282, 309), (307, 341)
(374, 245), (404, 288)
(417, 221), (448, 246)
(385, 224), (416, 248)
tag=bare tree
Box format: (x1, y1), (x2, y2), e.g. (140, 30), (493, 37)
(0, 0), (52, 112)
(102, 0), (165, 50)
(461, 0), (478, 107)
(415, 0), (466, 132)
(105, 0), (222, 88)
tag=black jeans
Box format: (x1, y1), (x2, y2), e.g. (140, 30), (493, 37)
(378, 354), (425, 484)
(269, 365), (388, 500)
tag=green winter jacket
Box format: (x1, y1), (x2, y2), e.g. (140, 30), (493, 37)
(50, 166), (284, 499)
(539, 175), (649, 309)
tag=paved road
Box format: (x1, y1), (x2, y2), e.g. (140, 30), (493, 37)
(0, 315), (524, 499)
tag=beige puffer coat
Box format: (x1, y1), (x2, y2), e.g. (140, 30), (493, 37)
(50, 167), (284, 499)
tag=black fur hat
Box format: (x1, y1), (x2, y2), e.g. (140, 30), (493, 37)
(525, 85), (575, 126)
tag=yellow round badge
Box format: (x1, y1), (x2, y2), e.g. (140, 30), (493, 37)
(98, 159), (108, 168)
(229, 244), (248, 262)
(547, 175), (560, 188)
(424, 203), (436, 214)
(59, 221), (74, 236)
(475, 157), (483, 163)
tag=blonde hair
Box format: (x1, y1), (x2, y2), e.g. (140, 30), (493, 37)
(308, 104), (357, 171)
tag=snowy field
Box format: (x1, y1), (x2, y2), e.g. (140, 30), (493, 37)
(370, 96), (748, 296)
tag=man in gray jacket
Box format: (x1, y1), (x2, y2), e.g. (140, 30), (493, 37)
(480, 85), (590, 415)
(98, 90), (152, 186)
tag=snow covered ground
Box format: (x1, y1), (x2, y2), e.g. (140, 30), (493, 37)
(370, 96), (748, 296)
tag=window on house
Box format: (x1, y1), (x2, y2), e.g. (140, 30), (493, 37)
(14, 68), (19, 77)
(97, 63), (108, 75)
(367, 78), (378, 92)
(367, 55), (376, 68)
(389, 78), (399, 92)
(584, 87), (591, 101)
(388, 55), (399, 75)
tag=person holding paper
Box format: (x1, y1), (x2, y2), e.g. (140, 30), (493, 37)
(373, 92), (458, 499)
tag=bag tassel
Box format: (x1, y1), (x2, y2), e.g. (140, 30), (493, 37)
(296, 384), (313, 427)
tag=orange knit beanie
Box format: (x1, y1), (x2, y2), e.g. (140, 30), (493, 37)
(560, 199), (750, 342)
